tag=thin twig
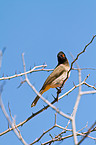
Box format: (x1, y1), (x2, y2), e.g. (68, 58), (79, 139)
(41, 128), (96, 145)
(72, 67), (96, 70)
(78, 122), (96, 145)
(60, 35), (96, 89)
(30, 125), (56, 145)
(84, 82), (96, 90)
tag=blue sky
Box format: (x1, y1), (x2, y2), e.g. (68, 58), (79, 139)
(0, 1), (96, 145)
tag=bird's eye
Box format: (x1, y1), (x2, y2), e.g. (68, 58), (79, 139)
(62, 54), (64, 57)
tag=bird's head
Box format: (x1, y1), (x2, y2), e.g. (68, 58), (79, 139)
(57, 51), (67, 64)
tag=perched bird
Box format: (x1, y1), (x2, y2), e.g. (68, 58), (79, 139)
(31, 51), (70, 107)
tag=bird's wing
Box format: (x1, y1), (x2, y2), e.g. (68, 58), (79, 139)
(41, 64), (67, 90)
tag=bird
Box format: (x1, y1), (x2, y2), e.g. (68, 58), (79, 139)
(31, 51), (70, 107)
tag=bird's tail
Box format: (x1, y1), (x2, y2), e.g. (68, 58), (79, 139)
(31, 85), (50, 107)
(31, 90), (43, 107)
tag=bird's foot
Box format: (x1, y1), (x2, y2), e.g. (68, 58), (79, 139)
(56, 87), (61, 101)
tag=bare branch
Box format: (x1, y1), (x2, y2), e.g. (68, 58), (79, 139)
(0, 65), (53, 81)
(30, 113), (72, 145)
(78, 122), (96, 145)
(0, 73), (92, 137)
(41, 128), (96, 145)
(60, 35), (96, 89)
(0, 35), (96, 145)
(0, 94), (28, 145)
(81, 90), (96, 95)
